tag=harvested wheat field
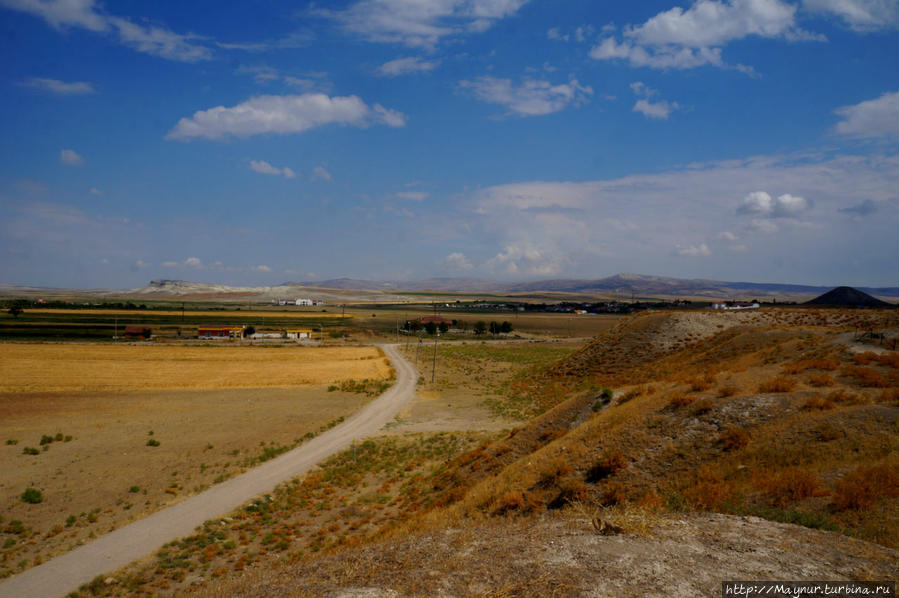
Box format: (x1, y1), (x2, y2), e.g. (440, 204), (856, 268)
(0, 344), (391, 393)
(0, 343), (394, 578)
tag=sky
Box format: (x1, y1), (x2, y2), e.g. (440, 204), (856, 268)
(0, 0), (897, 289)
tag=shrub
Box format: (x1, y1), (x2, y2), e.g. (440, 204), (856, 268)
(801, 395), (835, 410)
(717, 385), (738, 398)
(21, 488), (43, 504)
(754, 468), (825, 507)
(146, 439), (160, 447)
(689, 374), (716, 392)
(691, 399), (714, 415)
(586, 451), (628, 483)
(815, 422), (841, 442)
(129, 486), (140, 493)
(759, 376), (797, 393)
(22, 446), (39, 455)
(880, 388), (899, 405)
(494, 491), (525, 515)
(667, 394), (695, 408)
(5, 439), (18, 445)
(39, 435), (54, 446)
(825, 389), (865, 405)
(719, 426), (750, 451)
(599, 481), (628, 506)
(548, 477), (590, 509)
(536, 457), (573, 488)
(807, 373), (835, 387)
(831, 464), (899, 511)
(842, 366), (889, 388)
(684, 467), (733, 510)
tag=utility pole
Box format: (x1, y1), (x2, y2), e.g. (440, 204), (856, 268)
(431, 337), (438, 383)
(415, 337), (421, 366)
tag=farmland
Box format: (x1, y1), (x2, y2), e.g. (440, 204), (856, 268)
(0, 343), (393, 578)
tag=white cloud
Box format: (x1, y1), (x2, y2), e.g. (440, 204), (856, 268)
(161, 261), (179, 267)
(0, 0), (212, 61)
(590, 0), (822, 71)
(166, 94), (406, 141)
(737, 191), (810, 217)
(378, 56), (440, 76)
(251, 265), (271, 272)
(319, 0), (530, 48)
(674, 242), (711, 256)
(59, 149), (84, 166)
(804, 0), (899, 31)
(633, 98), (679, 119)
(834, 91), (899, 138)
(249, 159), (296, 179)
(459, 76), (593, 116)
(484, 244), (562, 276)
(20, 77), (96, 95)
(313, 165), (333, 182)
(396, 191), (428, 201)
(89, 187), (102, 196)
(133, 260), (150, 269)
(444, 252), (473, 270)
(184, 257), (203, 268)
(716, 231), (739, 241)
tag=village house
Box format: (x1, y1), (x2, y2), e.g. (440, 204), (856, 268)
(197, 325), (245, 340)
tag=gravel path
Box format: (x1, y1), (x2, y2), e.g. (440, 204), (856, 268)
(0, 344), (416, 598)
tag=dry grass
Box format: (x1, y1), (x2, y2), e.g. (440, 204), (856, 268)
(831, 463), (899, 511)
(758, 375), (798, 393)
(0, 343), (391, 392)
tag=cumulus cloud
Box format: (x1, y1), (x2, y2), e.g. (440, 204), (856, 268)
(737, 191), (810, 218)
(633, 98), (678, 119)
(378, 56), (440, 76)
(59, 149), (84, 166)
(249, 159), (296, 179)
(484, 244), (561, 276)
(459, 76), (593, 117)
(0, 0), (212, 61)
(20, 77), (96, 95)
(838, 199), (878, 215)
(803, 0), (899, 31)
(184, 257), (203, 268)
(166, 94), (406, 141)
(251, 264), (271, 272)
(590, 0), (821, 71)
(834, 91), (899, 138)
(318, 0), (530, 48)
(674, 242), (711, 256)
(444, 252), (473, 270)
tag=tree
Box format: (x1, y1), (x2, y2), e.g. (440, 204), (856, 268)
(245, 325), (256, 337)
(424, 321), (437, 335)
(474, 321), (487, 335)
(500, 321), (513, 334)
(489, 321), (500, 335)
(7, 306), (23, 318)
(438, 322), (449, 334)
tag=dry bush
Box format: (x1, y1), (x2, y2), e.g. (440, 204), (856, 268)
(668, 394), (696, 408)
(803, 358), (840, 371)
(831, 463), (899, 511)
(875, 352), (899, 368)
(802, 395), (835, 410)
(689, 374), (716, 392)
(684, 467), (733, 510)
(585, 451), (628, 483)
(826, 389), (866, 405)
(842, 366), (890, 388)
(717, 385), (739, 398)
(879, 388), (899, 405)
(691, 399), (714, 415)
(536, 457), (573, 488)
(549, 477), (590, 509)
(815, 422), (841, 442)
(599, 481), (628, 506)
(759, 376), (798, 393)
(719, 426), (751, 451)
(807, 372), (835, 387)
(494, 491), (525, 515)
(754, 468), (827, 507)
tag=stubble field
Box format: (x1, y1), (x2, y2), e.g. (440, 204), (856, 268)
(0, 343), (393, 578)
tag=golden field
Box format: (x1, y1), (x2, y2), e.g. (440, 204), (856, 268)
(26, 308), (349, 318)
(0, 343), (391, 393)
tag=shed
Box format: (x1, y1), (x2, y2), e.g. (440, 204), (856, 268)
(123, 326), (151, 339)
(197, 325), (244, 339)
(286, 329), (313, 339)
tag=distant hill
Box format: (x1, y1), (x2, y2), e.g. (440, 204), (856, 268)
(805, 286), (894, 307)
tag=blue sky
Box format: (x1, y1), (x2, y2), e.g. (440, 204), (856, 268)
(0, 0), (897, 289)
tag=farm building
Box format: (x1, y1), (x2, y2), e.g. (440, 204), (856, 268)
(123, 326), (151, 339)
(197, 325), (245, 340)
(286, 329), (314, 339)
(711, 302), (760, 311)
(419, 315), (453, 326)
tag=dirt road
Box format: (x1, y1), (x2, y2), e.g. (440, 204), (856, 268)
(0, 344), (416, 598)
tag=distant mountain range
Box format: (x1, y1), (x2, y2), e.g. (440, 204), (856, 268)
(280, 273), (899, 300)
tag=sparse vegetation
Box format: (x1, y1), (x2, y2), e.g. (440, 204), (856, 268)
(20, 488), (43, 504)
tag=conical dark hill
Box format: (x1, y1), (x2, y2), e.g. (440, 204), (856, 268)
(805, 286), (893, 307)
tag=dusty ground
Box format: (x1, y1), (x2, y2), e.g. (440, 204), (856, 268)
(0, 343), (394, 578)
(198, 511), (899, 597)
